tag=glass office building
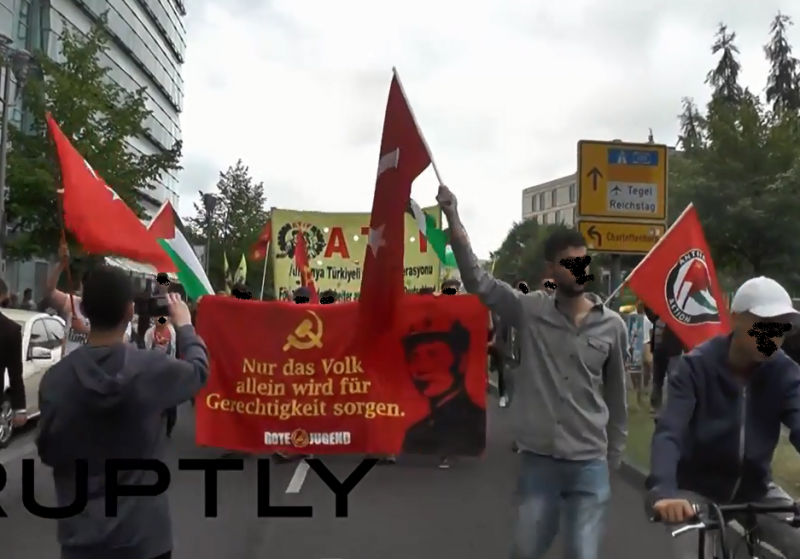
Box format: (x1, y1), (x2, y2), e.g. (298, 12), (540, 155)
(0, 0), (186, 297)
(5, 0), (186, 215)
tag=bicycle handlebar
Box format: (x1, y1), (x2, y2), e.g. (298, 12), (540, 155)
(650, 501), (800, 524)
(650, 501), (800, 559)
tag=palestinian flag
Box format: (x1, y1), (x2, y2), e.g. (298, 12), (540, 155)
(406, 199), (456, 267)
(148, 201), (214, 300)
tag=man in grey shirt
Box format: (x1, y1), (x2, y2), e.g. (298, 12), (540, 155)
(436, 185), (628, 559)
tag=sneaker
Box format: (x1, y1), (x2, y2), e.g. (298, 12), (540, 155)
(378, 455), (396, 465)
(498, 395), (509, 408)
(438, 457), (450, 469)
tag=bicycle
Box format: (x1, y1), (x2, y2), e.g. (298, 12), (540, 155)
(651, 500), (800, 559)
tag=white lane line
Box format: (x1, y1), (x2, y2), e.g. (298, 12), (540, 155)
(0, 441), (37, 466)
(285, 460), (309, 493)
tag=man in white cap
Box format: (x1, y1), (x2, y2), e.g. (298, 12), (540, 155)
(647, 277), (800, 559)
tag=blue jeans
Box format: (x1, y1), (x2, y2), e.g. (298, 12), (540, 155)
(510, 452), (610, 559)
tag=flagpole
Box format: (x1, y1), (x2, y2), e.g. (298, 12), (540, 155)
(392, 67), (444, 186)
(51, 136), (78, 318)
(603, 203), (694, 306)
(259, 252), (268, 300)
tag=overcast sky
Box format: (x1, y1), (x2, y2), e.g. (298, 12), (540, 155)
(178, 0), (799, 258)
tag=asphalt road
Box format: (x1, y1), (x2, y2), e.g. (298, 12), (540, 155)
(0, 399), (676, 559)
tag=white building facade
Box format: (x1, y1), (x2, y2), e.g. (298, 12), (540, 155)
(521, 173), (578, 227)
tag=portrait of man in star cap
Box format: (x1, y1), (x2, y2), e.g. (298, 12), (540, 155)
(401, 317), (486, 456)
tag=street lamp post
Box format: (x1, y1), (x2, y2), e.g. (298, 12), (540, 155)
(201, 192), (218, 275)
(0, 35), (32, 279)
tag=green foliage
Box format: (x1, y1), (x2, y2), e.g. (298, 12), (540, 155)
(490, 219), (546, 285)
(491, 220), (589, 287)
(185, 160), (270, 294)
(5, 18), (182, 260)
(670, 15), (800, 292)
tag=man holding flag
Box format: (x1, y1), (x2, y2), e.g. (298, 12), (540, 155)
(438, 184), (629, 559)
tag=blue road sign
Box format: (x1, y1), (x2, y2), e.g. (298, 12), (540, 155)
(607, 148), (659, 166)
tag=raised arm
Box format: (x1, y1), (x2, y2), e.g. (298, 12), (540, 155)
(46, 242), (81, 315)
(437, 185), (523, 329)
(45, 259), (72, 311)
(143, 325), (209, 408)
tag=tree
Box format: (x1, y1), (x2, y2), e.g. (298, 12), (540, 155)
(764, 13), (800, 114)
(5, 17), (182, 260)
(491, 219), (548, 286)
(186, 160), (270, 292)
(706, 24), (744, 106)
(490, 220), (608, 291)
(669, 14), (800, 292)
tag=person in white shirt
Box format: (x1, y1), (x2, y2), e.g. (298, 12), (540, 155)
(46, 245), (132, 355)
(144, 315), (179, 437)
(143, 317), (177, 357)
(639, 303), (654, 392)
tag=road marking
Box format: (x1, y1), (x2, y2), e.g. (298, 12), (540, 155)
(0, 441), (37, 466)
(285, 460), (309, 493)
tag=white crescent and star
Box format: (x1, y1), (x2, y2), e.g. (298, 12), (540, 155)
(83, 155), (120, 201)
(377, 148), (399, 178)
(368, 224), (386, 257)
(369, 147), (399, 257)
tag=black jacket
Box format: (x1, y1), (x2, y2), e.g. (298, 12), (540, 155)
(0, 310), (25, 410)
(647, 335), (800, 504)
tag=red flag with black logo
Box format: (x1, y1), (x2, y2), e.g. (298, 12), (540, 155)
(625, 204), (730, 350)
(295, 229), (319, 303)
(359, 69), (431, 347)
(47, 113), (175, 271)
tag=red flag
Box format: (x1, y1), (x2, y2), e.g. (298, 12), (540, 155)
(359, 69), (431, 344)
(47, 114), (175, 272)
(295, 229), (319, 303)
(625, 204), (730, 350)
(148, 200), (177, 240)
(250, 220), (272, 261)
(194, 295), (488, 455)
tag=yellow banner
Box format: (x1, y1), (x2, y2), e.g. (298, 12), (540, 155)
(271, 207), (442, 301)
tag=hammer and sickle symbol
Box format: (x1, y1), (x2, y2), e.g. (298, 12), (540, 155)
(283, 311), (324, 351)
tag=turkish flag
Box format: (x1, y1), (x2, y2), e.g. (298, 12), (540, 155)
(359, 69), (431, 347)
(625, 204), (730, 350)
(250, 220), (272, 261)
(47, 114), (175, 272)
(295, 229), (319, 303)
